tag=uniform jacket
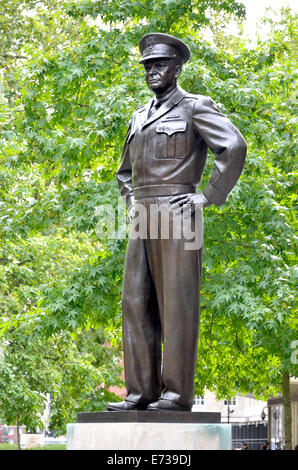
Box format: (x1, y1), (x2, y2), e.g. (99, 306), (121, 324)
(117, 86), (247, 207)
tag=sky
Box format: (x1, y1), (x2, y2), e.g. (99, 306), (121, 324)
(21, 0), (297, 41)
(241, 0), (297, 37)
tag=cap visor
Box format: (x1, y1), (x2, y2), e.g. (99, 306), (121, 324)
(139, 54), (175, 64)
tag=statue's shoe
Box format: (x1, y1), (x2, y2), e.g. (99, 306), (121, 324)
(107, 400), (148, 411)
(147, 399), (191, 412)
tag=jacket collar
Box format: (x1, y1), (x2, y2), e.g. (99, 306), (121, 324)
(140, 86), (187, 130)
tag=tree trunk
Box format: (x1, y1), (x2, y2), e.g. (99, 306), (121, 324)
(282, 370), (292, 450)
(16, 418), (21, 450)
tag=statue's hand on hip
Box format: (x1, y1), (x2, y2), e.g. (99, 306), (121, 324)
(169, 193), (211, 217)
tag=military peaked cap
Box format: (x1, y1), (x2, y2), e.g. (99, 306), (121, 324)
(139, 33), (190, 64)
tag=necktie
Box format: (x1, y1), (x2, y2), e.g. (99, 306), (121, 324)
(148, 100), (162, 118)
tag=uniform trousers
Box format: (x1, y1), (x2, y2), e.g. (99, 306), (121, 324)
(122, 195), (203, 408)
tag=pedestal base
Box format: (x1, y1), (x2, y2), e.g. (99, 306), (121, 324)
(67, 412), (231, 450)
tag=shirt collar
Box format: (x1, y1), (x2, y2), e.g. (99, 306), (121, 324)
(153, 86), (178, 106)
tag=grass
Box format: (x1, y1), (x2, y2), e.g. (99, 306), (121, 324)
(0, 443), (66, 450)
(26, 444), (67, 450)
(0, 443), (19, 450)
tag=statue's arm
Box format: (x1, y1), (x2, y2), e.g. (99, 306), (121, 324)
(192, 96), (247, 206)
(116, 120), (134, 211)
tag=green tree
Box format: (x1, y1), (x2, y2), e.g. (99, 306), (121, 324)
(0, 0), (247, 429)
(189, 8), (297, 449)
(0, 326), (93, 446)
(0, 0), (297, 448)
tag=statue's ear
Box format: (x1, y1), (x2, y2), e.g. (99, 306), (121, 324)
(175, 64), (182, 78)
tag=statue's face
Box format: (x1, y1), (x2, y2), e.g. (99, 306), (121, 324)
(144, 58), (181, 93)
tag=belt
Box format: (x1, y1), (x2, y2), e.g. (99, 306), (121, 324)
(134, 184), (196, 199)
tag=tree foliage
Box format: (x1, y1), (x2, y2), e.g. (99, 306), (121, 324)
(0, 0), (297, 434)
(190, 9), (298, 399)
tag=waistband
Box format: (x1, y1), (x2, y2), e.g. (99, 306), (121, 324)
(134, 184), (196, 199)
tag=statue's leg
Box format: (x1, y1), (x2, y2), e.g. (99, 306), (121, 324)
(122, 235), (162, 406)
(147, 197), (203, 410)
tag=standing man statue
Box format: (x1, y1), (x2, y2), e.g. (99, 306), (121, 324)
(107, 33), (247, 412)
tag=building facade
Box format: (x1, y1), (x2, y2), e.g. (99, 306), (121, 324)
(192, 391), (267, 424)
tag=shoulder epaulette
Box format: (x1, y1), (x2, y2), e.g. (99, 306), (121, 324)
(184, 93), (204, 100)
(136, 104), (146, 111)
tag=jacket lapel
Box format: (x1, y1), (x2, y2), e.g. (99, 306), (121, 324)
(141, 87), (187, 130)
(129, 101), (152, 140)
(144, 99), (154, 124)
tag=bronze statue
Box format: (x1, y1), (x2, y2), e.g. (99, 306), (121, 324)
(107, 33), (246, 412)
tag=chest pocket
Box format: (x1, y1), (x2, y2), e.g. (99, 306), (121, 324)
(155, 120), (188, 159)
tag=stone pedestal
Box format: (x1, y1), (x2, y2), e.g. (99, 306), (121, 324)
(67, 412), (231, 450)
